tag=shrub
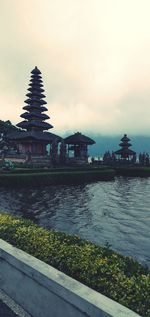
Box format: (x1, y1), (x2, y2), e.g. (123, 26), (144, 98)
(0, 213), (149, 316)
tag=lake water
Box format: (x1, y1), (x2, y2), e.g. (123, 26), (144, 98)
(0, 176), (150, 267)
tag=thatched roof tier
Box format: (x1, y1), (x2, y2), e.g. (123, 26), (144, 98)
(23, 105), (48, 112)
(27, 87), (44, 93)
(20, 112), (50, 120)
(26, 92), (46, 98)
(30, 78), (43, 82)
(120, 134), (130, 142)
(115, 148), (136, 155)
(31, 66), (41, 75)
(17, 120), (53, 130)
(6, 131), (61, 143)
(29, 83), (43, 88)
(119, 142), (132, 147)
(65, 132), (95, 145)
(31, 73), (42, 78)
(24, 98), (47, 105)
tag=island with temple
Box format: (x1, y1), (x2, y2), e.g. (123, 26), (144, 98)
(4, 66), (95, 167)
(0, 66), (150, 182)
(0, 66), (115, 185)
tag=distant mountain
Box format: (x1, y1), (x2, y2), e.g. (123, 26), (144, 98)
(60, 131), (150, 157)
(2, 122), (149, 157)
(87, 134), (150, 157)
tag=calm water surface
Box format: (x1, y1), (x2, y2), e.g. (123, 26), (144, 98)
(0, 176), (149, 266)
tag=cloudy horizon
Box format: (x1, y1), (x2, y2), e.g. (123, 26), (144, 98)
(1, 0), (150, 136)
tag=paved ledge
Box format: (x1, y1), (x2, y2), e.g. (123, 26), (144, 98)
(0, 289), (31, 317)
(0, 239), (141, 317)
(0, 299), (18, 317)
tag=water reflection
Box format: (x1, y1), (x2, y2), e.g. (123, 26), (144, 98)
(0, 177), (150, 267)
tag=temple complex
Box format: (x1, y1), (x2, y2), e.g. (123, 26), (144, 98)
(114, 134), (136, 161)
(4, 67), (96, 166)
(64, 132), (95, 164)
(6, 67), (61, 163)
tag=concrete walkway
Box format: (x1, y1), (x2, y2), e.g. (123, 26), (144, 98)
(0, 299), (18, 317)
(0, 290), (31, 317)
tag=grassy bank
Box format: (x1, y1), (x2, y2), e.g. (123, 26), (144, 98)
(115, 166), (150, 177)
(0, 168), (115, 187)
(1, 165), (113, 173)
(0, 213), (149, 316)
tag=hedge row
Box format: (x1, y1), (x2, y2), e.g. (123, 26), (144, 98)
(0, 169), (115, 187)
(0, 213), (149, 316)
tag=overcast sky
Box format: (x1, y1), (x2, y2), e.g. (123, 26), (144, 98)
(1, 0), (150, 135)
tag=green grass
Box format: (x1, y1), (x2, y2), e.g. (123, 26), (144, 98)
(5, 165), (113, 173)
(115, 166), (150, 177)
(0, 213), (149, 316)
(0, 168), (115, 187)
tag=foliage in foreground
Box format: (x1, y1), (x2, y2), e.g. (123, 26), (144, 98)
(0, 213), (149, 316)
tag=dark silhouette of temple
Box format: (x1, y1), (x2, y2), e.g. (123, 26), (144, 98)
(65, 132), (95, 164)
(17, 66), (52, 133)
(6, 67), (95, 165)
(6, 67), (61, 164)
(114, 134), (136, 160)
(101, 134), (136, 166)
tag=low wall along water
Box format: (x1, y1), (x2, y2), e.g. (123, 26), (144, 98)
(0, 239), (141, 317)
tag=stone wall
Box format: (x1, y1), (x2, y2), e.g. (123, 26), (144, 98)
(0, 239), (141, 317)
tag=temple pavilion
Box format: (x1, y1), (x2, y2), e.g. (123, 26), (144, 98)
(114, 134), (136, 161)
(6, 67), (61, 162)
(64, 132), (95, 164)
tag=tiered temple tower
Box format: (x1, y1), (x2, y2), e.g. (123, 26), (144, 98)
(7, 67), (61, 158)
(17, 67), (52, 132)
(115, 134), (136, 160)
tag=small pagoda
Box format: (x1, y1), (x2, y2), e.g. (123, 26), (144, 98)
(7, 67), (61, 159)
(64, 132), (95, 164)
(114, 134), (136, 161)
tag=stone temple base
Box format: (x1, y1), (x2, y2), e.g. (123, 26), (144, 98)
(27, 155), (51, 167)
(67, 157), (88, 165)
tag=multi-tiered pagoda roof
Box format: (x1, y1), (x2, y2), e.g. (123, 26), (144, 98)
(17, 66), (53, 132)
(115, 134), (136, 158)
(7, 67), (61, 143)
